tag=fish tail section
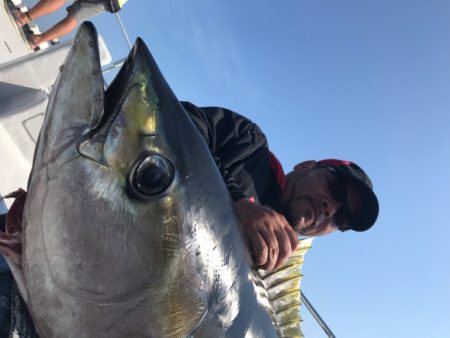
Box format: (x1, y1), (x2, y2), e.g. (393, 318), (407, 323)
(256, 238), (313, 338)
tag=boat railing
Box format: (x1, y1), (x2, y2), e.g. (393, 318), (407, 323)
(100, 12), (130, 82)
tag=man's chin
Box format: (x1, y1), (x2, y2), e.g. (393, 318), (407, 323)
(297, 225), (317, 237)
(285, 215), (313, 234)
(284, 200), (316, 232)
(298, 222), (337, 237)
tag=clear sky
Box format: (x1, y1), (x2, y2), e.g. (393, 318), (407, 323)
(32, 0), (450, 337)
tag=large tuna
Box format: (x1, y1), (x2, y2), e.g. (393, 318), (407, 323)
(1, 23), (312, 338)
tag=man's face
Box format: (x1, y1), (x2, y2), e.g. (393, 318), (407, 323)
(282, 165), (361, 237)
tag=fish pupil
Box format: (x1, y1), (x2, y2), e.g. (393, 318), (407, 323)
(133, 155), (174, 196)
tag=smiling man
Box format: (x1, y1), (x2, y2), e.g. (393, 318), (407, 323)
(182, 102), (379, 271)
(281, 159), (377, 236)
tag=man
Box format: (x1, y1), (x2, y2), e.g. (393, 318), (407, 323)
(13, 0), (128, 49)
(181, 101), (379, 270)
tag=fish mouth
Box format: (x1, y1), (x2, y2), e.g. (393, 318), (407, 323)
(40, 21), (182, 171)
(36, 21), (198, 179)
(75, 24), (159, 165)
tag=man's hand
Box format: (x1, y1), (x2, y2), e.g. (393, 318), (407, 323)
(234, 199), (299, 270)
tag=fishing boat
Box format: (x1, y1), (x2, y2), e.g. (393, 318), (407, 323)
(0, 0), (115, 214)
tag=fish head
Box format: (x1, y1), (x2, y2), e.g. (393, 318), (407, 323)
(23, 24), (247, 336)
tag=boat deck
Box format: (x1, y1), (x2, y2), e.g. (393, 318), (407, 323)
(0, 3), (112, 213)
(1, 0), (30, 63)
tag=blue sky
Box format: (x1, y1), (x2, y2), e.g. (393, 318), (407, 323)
(32, 1), (450, 337)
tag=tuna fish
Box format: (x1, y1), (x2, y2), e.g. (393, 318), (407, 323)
(1, 23), (312, 338)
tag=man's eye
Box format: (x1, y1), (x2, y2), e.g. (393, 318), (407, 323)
(334, 206), (351, 231)
(329, 176), (347, 203)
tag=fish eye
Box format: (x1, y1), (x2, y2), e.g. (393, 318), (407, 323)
(128, 154), (175, 199)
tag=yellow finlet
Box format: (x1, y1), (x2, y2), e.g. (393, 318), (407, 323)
(255, 238), (313, 338)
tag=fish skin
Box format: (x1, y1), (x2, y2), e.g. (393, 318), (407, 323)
(17, 22), (279, 338)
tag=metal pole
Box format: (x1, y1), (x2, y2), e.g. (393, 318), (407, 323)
(301, 291), (336, 338)
(102, 57), (127, 88)
(114, 12), (133, 50)
(102, 57), (126, 74)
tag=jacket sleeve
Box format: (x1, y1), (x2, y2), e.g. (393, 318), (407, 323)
(181, 101), (258, 202)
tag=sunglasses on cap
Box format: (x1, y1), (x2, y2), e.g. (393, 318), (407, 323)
(317, 164), (353, 232)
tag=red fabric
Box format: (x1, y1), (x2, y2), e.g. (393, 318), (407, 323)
(317, 159), (352, 167)
(5, 188), (26, 234)
(268, 151), (286, 191)
(0, 188), (26, 266)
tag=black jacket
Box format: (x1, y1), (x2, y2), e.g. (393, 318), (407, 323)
(181, 101), (282, 211)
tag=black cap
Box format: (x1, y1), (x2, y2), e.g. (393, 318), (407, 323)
(317, 159), (379, 232)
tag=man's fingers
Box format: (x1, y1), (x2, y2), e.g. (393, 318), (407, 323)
(234, 201), (300, 271)
(258, 227), (279, 270)
(285, 223), (300, 251)
(276, 213), (299, 251)
(248, 231), (268, 268)
(273, 227), (293, 269)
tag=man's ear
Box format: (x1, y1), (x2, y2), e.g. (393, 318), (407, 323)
(293, 160), (317, 173)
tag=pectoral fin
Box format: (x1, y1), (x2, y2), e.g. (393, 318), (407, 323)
(5, 257), (28, 304)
